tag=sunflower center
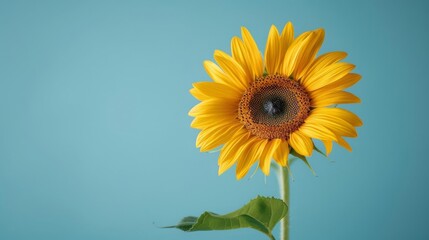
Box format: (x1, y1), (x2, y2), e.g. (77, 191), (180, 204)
(238, 74), (311, 140)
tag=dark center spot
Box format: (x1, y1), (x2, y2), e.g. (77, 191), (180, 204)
(263, 96), (286, 117)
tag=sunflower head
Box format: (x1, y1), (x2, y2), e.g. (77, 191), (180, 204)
(189, 22), (362, 179)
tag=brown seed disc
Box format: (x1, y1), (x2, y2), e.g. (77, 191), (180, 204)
(238, 74), (311, 140)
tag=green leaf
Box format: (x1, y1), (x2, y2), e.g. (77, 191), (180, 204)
(290, 149), (317, 176)
(263, 70), (269, 76)
(165, 196), (287, 240)
(313, 143), (327, 157)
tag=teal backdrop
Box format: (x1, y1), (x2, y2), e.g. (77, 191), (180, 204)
(1, 0), (428, 239)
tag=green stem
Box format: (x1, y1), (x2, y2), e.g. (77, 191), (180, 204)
(277, 166), (289, 240)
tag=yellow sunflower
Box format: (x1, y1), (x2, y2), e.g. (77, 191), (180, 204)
(189, 22), (362, 179)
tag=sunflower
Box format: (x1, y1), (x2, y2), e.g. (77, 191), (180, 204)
(189, 22), (362, 179)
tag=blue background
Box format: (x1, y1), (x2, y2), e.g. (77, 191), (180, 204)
(1, 0), (428, 239)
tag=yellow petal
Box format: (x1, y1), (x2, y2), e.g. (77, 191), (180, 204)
(337, 135), (352, 151)
(231, 37), (255, 81)
(308, 113), (358, 137)
(218, 129), (250, 175)
(300, 51), (347, 86)
(280, 22), (294, 51)
(305, 63), (355, 92)
(214, 50), (249, 90)
(322, 140), (333, 156)
(196, 121), (233, 147)
(273, 140), (290, 166)
(197, 123), (243, 152)
(188, 99), (237, 117)
(294, 29), (325, 80)
(264, 25), (281, 74)
(327, 73), (361, 91)
(236, 137), (265, 179)
(288, 131), (313, 156)
(191, 114), (236, 129)
(298, 121), (338, 141)
(189, 87), (207, 101)
(192, 82), (242, 100)
(311, 91), (361, 107)
(281, 31), (313, 77)
(278, 22), (294, 71)
(312, 73), (361, 95)
(311, 108), (363, 127)
(259, 139), (282, 175)
(241, 27), (263, 77)
(203, 60), (242, 92)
